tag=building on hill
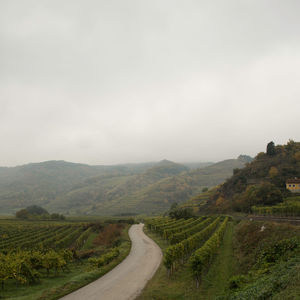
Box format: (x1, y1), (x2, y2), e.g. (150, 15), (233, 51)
(286, 178), (300, 193)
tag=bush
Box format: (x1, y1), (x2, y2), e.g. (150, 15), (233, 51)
(229, 275), (247, 290)
(233, 182), (283, 212)
(88, 248), (119, 268)
(169, 207), (194, 219)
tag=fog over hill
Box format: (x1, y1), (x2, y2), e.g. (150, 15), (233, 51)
(1, 1), (300, 167)
(0, 157), (249, 215)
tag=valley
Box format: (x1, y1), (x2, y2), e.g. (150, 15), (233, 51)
(0, 157), (247, 216)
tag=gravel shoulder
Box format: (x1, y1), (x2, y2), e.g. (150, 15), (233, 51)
(60, 223), (162, 300)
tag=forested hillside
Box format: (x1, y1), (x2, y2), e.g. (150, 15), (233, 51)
(0, 158), (247, 216)
(201, 140), (300, 213)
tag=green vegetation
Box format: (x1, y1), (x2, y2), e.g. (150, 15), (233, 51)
(140, 217), (300, 300)
(252, 195), (300, 216)
(48, 158), (246, 216)
(168, 204), (195, 220)
(199, 221), (236, 299)
(138, 141), (300, 299)
(181, 189), (216, 213)
(145, 216), (228, 285)
(0, 218), (131, 300)
(186, 140), (300, 216)
(88, 248), (120, 268)
(0, 158), (247, 216)
(138, 216), (235, 300)
(221, 220), (300, 300)
(190, 217), (228, 287)
(16, 205), (65, 220)
(0, 249), (74, 286)
(232, 182), (284, 213)
(215, 140), (300, 213)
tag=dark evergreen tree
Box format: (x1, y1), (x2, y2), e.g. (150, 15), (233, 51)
(266, 141), (276, 156)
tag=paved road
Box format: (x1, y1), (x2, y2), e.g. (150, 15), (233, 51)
(60, 223), (162, 300)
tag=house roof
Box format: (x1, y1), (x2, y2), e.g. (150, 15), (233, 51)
(286, 178), (300, 184)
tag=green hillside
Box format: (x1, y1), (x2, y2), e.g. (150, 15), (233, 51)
(192, 140), (300, 214)
(139, 216), (300, 300)
(0, 161), (153, 214)
(47, 158), (246, 216)
(47, 160), (190, 215)
(125, 158), (248, 215)
(0, 157), (247, 216)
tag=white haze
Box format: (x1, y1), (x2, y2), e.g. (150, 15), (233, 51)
(0, 0), (300, 166)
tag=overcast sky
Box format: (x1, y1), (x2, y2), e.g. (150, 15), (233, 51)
(0, 0), (300, 166)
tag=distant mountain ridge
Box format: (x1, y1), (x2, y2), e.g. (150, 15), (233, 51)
(0, 157), (249, 215)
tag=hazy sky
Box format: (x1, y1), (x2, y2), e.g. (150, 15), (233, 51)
(1, 0), (300, 166)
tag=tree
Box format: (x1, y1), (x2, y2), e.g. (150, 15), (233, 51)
(51, 213), (60, 220)
(16, 209), (30, 219)
(15, 206), (64, 220)
(256, 182), (283, 205)
(26, 205), (49, 215)
(269, 166), (279, 178)
(215, 196), (225, 206)
(294, 152), (300, 162)
(266, 141), (276, 156)
(169, 207), (194, 219)
(170, 202), (178, 210)
(233, 186), (258, 212)
(233, 182), (283, 212)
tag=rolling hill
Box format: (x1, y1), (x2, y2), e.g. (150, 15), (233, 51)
(186, 140), (300, 214)
(0, 160), (154, 214)
(0, 157), (248, 215)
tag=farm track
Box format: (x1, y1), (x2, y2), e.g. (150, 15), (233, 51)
(247, 215), (300, 225)
(60, 223), (162, 300)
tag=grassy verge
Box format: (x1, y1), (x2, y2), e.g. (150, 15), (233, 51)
(137, 222), (236, 300)
(196, 221), (236, 299)
(0, 225), (132, 300)
(81, 232), (98, 250)
(136, 228), (199, 300)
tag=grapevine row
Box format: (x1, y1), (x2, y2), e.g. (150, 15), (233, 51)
(163, 217), (221, 274)
(158, 218), (189, 233)
(163, 218), (199, 239)
(74, 227), (93, 249)
(88, 248), (120, 268)
(169, 217), (212, 244)
(0, 226), (61, 250)
(190, 217), (228, 286)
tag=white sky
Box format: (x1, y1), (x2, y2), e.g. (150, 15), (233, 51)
(0, 0), (300, 166)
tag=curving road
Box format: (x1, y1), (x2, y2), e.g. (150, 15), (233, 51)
(60, 223), (162, 300)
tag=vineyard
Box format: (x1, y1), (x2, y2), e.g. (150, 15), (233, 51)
(0, 219), (131, 299)
(252, 196), (300, 217)
(0, 222), (91, 251)
(145, 215), (229, 284)
(141, 216), (300, 300)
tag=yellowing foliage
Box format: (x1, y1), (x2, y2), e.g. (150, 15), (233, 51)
(268, 166), (279, 178)
(216, 196), (225, 207)
(294, 151), (300, 162)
